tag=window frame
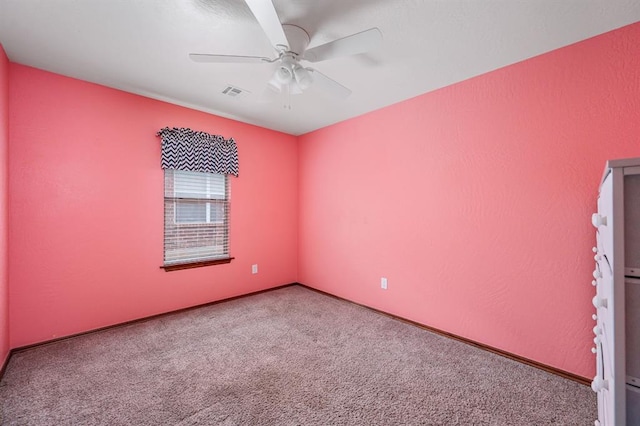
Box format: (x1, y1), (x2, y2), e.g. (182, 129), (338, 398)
(161, 169), (233, 271)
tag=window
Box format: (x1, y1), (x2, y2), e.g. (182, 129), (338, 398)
(164, 169), (230, 267)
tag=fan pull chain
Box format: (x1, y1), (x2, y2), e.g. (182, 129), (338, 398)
(284, 82), (292, 110)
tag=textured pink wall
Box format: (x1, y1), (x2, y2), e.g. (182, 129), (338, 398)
(0, 45), (9, 365)
(298, 23), (640, 378)
(8, 64), (298, 348)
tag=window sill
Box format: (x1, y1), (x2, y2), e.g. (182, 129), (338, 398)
(161, 257), (234, 272)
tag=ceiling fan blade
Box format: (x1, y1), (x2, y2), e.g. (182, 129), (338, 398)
(244, 0), (289, 50)
(303, 28), (382, 63)
(189, 53), (270, 64)
(309, 69), (351, 100)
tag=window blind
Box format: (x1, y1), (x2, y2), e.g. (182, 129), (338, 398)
(164, 169), (230, 265)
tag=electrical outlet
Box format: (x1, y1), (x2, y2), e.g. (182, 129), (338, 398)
(381, 277), (388, 290)
(252, 264), (258, 274)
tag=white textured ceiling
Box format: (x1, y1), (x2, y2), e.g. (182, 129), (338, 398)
(1, 0), (639, 135)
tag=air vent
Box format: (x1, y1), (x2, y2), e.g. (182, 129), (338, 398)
(221, 85), (249, 98)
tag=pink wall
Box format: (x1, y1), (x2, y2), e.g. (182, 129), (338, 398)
(8, 64), (298, 348)
(298, 22), (640, 378)
(0, 45), (9, 365)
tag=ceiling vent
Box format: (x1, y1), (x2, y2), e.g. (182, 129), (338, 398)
(221, 85), (249, 98)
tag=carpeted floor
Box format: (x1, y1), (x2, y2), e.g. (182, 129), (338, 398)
(0, 285), (596, 425)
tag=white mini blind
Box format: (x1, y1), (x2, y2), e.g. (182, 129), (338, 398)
(164, 169), (230, 265)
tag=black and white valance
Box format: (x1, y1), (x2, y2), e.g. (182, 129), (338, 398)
(157, 127), (239, 177)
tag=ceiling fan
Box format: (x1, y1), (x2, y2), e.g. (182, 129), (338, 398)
(189, 0), (383, 100)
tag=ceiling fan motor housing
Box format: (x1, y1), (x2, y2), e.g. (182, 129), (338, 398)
(281, 24), (310, 56)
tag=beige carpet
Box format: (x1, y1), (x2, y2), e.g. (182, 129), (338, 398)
(0, 285), (596, 425)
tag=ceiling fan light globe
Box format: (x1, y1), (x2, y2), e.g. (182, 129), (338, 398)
(267, 79), (282, 93)
(290, 81), (303, 95)
(293, 66), (313, 90)
(267, 69), (284, 93)
(275, 65), (293, 84)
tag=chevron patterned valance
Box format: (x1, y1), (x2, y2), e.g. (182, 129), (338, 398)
(157, 127), (239, 177)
